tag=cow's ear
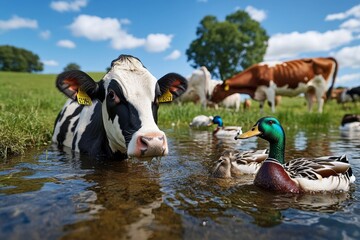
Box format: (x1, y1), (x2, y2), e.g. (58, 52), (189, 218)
(56, 70), (101, 103)
(157, 73), (187, 103)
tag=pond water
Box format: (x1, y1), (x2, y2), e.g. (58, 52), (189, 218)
(1, 125), (359, 240)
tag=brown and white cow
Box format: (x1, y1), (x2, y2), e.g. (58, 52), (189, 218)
(52, 55), (187, 160)
(211, 57), (338, 113)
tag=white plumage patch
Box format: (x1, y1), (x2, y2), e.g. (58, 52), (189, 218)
(294, 174), (352, 192)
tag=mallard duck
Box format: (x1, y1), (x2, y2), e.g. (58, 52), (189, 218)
(339, 114), (360, 132)
(235, 116), (356, 193)
(212, 115), (242, 137)
(212, 149), (269, 178)
(189, 115), (213, 128)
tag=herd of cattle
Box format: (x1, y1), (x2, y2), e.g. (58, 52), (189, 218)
(179, 57), (359, 112)
(52, 54), (359, 160)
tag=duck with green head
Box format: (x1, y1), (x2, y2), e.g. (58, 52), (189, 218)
(212, 115), (242, 138)
(235, 116), (356, 193)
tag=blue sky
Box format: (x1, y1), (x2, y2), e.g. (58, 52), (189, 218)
(1, 0), (360, 87)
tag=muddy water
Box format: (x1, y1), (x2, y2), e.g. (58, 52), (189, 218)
(0, 126), (359, 240)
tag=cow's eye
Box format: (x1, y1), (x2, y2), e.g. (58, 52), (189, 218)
(108, 89), (120, 104)
(108, 90), (115, 100)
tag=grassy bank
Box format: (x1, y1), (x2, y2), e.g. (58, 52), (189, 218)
(0, 71), (104, 159)
(159, 97), (351, 131)
(0, 71), (356, 159)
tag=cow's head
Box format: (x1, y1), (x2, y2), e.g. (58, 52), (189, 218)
(211, 82), (257, 103)
(56, 55), (187, 158)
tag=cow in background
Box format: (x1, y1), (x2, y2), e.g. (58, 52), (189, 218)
(339, 86), (360, 104)
(243, 99), (251, 111)
(181, 66), (211, 108)
(211, 57), (338, 113)
(177, 66), (241, 111)
(52, 55), (187, 160)
(331, 88), (346, 103)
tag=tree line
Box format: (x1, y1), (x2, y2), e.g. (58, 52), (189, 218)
(0, 45), (43, 72)
(1, 9), (268, 77)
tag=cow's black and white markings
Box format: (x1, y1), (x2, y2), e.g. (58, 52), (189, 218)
(340, 86), (360, 103)
(52, 55), (187, 159)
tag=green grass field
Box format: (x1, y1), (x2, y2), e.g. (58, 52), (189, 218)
(0, 71), (356, 159)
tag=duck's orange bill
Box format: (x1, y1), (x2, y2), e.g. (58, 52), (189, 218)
(235, 124), (261, 139)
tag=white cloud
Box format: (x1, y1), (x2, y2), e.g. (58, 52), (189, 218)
(337, 73), (360, 86)
(111, 32), (145, 49)
(332, 45), (360, 68)
(69, 15), (120, 41)
(325, 4), (360, 21)
(340, 18), (360, 31)
(165, 50), (181, 60)
(42, 60), (59, 66)
(120, 19), (131, 25)
(245, 6), (267, 22)
(39, 30), (51, 39)
(145, 34), (173, 52)
(68, 15), (173, 52)
(50, 0), (88, 12)
(57, 39), (76, 48)
(265, 29), (353, 60)
(338, 73), (360, 85)
(0, 15), (37, 31)
(69, 14), (145, 50)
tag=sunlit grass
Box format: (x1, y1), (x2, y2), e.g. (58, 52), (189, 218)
(0, 71), (104, 159)
(158, 97), (349, 131)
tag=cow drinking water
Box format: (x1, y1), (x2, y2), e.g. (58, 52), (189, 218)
(52, 55), (187, 159)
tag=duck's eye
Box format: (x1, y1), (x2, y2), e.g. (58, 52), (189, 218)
(268, 120), (273, 125)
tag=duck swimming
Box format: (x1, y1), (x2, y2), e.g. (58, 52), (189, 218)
(212, 149), (269, 178)
(339, 114), (360, 132)
(212, 115), (242, 138)
(189, 115), (213, 128)
(235, 116), (356, 193)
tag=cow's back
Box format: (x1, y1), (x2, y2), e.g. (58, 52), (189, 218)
(267, 60), (314, 88)
(270, 58), (336, 88)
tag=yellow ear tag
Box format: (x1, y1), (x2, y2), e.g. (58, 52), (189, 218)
(224, 84), (230, 91)
(77, 88), (92, 106)
(158, 89), (173, 103)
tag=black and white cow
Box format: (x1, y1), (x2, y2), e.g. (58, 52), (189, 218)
(340, 86), (360, 104)
(52, 55), (187, 159)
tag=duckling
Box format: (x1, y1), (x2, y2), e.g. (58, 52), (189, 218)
(212, 115), (242, 138)
(212, 149), (269, 178)
(189, 115), (213, 128)
(235, 116), (356, 193)
(339, 114), (360, 132)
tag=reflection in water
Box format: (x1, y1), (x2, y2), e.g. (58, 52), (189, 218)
(0, 147), (100, 239)
(0, 127), (359, 239)
(340, 129), (360, 139)
(294, 131), (307, 151)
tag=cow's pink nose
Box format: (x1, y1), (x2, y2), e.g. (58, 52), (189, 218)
(136, 132), (168, 157)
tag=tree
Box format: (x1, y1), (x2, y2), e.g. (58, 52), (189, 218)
(0, 45), (43, 72)
(186, 10), (269, 80)
(63, 63), (81, 71)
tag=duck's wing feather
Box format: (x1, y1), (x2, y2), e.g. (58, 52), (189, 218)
(285, 155), (352, 180)
(232, 149), (269, 164)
